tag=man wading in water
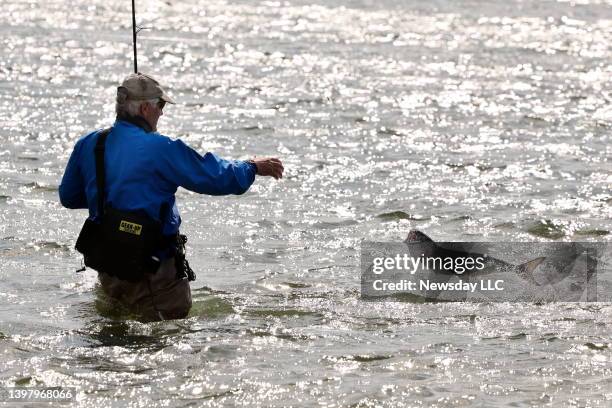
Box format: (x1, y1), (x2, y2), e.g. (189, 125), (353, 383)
(59, 73), (284, 320)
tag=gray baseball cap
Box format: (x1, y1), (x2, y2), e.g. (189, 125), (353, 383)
(117, 72), (175, 103)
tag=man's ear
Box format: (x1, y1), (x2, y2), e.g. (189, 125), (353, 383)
(138, 102), (147, 116)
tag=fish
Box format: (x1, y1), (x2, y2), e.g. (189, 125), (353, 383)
(362, 230), (599, 302)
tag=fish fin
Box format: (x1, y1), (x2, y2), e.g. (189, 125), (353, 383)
(516, 257), (546, 285)
(404, 230), (434, 243)
(520, 257), (546, 274)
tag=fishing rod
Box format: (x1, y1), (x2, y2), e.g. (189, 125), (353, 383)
(131, 1), (152, 73)
(132, 0), (138, 73)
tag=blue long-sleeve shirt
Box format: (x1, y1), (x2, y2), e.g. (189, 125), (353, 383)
(59, 119), (256, 236)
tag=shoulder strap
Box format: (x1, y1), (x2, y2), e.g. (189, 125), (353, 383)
(94, 128), (112, 218)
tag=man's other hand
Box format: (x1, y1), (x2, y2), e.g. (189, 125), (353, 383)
(251, 158), (284, 180)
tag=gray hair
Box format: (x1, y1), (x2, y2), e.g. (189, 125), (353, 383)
(116, 87), (158, 117)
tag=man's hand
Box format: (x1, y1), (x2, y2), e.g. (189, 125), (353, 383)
(250, 157), (284, 180)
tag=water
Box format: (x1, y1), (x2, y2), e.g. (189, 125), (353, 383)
(1, 0), (611, 406)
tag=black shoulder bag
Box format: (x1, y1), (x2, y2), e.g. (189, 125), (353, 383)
(75, 128), (164, 282)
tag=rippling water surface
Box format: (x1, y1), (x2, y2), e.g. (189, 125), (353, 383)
(1, 0), (611, 406)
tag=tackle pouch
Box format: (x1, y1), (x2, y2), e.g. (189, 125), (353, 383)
(75, 209), (163, 282)
(100, 206), (163, 281)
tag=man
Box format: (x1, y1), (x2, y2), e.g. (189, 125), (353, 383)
(59, 72), (284, 320)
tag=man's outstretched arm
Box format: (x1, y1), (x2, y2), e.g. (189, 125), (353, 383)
(160, 139), (283, 195)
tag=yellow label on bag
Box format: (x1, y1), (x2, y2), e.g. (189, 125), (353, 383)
(119, 220), (143, 236)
